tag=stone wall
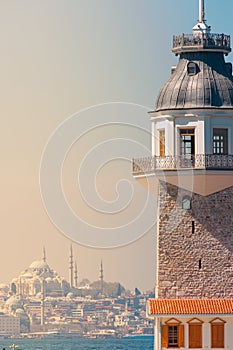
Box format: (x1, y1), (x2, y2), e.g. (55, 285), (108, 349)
(158, 181), (233, 298)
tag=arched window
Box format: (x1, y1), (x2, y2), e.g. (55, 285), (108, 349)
(182, 196), (191, 210)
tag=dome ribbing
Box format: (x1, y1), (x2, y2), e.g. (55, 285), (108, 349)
(156, 52), (233, 112)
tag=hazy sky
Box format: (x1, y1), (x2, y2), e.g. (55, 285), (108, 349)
(1, 0), (233, 291)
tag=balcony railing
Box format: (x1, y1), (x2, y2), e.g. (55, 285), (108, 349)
(172, 33), (231, 54)
(132, 154), (233, 174)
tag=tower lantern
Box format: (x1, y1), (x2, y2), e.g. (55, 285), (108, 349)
(133, 1), (233, 349)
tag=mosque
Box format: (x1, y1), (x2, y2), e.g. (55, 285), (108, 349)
(10, 246), (77, 298)
(133, 0), (233, 349)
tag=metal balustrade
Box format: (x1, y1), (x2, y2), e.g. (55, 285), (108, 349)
(172, 33), (231, 54)
(132, 154), (233, 174)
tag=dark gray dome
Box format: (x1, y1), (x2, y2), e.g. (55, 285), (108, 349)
(156, 52), (233, 112)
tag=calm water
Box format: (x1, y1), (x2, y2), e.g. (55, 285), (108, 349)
(0, 337), (154, 350)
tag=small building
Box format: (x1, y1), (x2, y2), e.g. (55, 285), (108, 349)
(148, 299), (233, 348)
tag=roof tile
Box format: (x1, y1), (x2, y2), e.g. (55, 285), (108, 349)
(149, 299), (233, 315)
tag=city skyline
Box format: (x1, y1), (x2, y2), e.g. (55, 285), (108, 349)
(1, 0), (233, 291)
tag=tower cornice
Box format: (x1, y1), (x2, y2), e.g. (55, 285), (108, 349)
(149, 108), (233, 120)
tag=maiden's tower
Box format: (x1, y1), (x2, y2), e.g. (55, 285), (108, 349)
(133, 1), (233, 348)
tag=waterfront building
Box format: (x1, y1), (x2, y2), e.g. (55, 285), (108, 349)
(0, 315), (20, 336)
(133, 1), (233, 349)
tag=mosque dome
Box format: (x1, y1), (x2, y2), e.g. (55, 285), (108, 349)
(66, 292), (74, 299)
(29, 259), (50, 272)
(22, 272), (33, 279)
(36, 292), (42, 299)
(6, 296), (22, 308)
(9, 248), (74, 299)
(156, 51), (233, 112)
(0, 284), (9, 292)
(9, 256), (71, 298)
(15, 308), (24, 315)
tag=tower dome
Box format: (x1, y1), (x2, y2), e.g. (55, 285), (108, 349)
(155, 0), (233, 113)
(156, 51), (233, 112)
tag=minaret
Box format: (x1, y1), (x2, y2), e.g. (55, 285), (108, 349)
(99, 260), (104, 294)
(69, 245), (74, 288)
(74, 261), (78, 288)
(43, 246), (46, 262)
(133, 1), (233, 349)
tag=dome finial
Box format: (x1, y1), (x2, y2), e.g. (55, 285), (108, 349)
(193, 0), (210, 33)
(199, 0), (205, 23)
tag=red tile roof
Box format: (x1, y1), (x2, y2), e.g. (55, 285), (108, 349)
(149, 299), (233, 315)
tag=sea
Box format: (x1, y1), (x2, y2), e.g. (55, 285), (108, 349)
(0, 337), (154, 350)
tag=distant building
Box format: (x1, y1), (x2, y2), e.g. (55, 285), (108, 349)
(0, 315), (20, 336)
(10, 249), (70, 298)
(133, 1), (233, 349)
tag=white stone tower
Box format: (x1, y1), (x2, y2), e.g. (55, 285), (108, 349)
(133, 1), (233, 349)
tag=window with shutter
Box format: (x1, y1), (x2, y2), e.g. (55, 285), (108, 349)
(213, 128), (228, 154)
(168, 325), (179, 347)
(159, 130), (165, 157)
(179, 325), (185, 347)
(188, 318), (203, 349)
(162, 325), (168, 348)
(210, 318), (225, 348)
(162, 319), (185, 348)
